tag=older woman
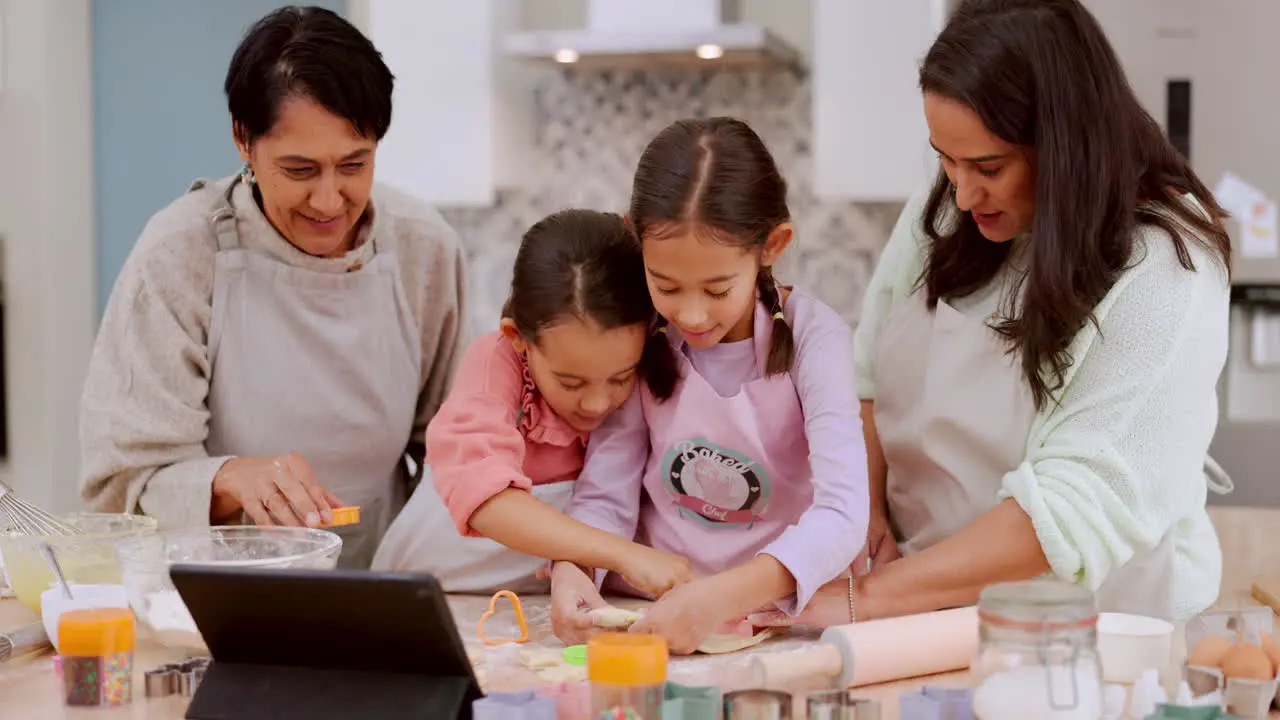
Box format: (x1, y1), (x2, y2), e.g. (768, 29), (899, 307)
(80, 6), (467, 569)
(756, 0), (1232, 626)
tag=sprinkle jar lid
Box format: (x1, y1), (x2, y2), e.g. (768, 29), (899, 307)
(587, 633), (667, 686)
(58, 607), (137, 656)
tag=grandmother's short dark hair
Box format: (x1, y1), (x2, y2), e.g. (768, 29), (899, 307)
(224, 5), (394, 145)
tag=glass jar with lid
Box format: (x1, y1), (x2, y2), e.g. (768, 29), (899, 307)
(970, 578), (1104, 719)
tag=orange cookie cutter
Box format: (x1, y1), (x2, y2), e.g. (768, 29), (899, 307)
(320, 506), (361, 528)
(477, 590), (529, 646)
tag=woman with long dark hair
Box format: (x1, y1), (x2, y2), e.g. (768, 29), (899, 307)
(754, 0), (1232, 625)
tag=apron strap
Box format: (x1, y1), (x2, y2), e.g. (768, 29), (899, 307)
(1204, 455), (1234, 495)
(209, 177), (242, 252)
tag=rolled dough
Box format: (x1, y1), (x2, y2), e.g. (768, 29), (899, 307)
(587, 606), (644, 629)
(587, 602), (778, 655)
(518, 648), (564, 669)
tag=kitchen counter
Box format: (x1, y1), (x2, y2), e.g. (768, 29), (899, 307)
(0, 504), (1278, 719)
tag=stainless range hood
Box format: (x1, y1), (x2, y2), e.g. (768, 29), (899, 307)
(503, 0), (803, 70)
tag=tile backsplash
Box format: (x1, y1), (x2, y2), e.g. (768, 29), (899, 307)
(439, 67), (906, 336)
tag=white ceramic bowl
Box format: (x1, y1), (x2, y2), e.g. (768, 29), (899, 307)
(1097, 612), (1175, 684)
(40, 583), (131, 652)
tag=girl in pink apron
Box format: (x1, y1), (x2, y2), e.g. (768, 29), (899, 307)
(371, 209), (691, 595)
(550, 118), (871, 654)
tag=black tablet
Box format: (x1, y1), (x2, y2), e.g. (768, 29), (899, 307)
(170, 564), (482, 720)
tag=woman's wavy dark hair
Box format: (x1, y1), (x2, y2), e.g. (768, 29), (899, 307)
(502, 209), (678, 400)
(919, 0), (1231, 409)
(630, 117), (796, 376)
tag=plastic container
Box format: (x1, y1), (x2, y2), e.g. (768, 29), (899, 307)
(116, 527), (341, 652)
(1183, 606), (1279, 718)
(1096, 611), (1176, 684)
(40, 583), (130, 652)
(58, 607), (136, 707)
(588, 633), (668, 719)
(0, 513), (157, 613)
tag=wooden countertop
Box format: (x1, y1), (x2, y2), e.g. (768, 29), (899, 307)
(1, 504), (1278, 719)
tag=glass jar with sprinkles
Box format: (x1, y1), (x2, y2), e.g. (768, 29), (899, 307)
(57, 607), (136, 707)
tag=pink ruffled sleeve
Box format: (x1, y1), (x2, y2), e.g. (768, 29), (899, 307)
(425, 333), (534, 536)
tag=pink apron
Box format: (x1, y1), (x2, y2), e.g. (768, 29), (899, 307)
(873, 290), (1182, 619)
(626, 300), (814, 584)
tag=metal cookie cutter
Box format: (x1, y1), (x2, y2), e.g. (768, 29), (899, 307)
(806, 689), (880, 719)
(145, 667), (179, 698)
(898, 686), (972, 720)
(147, 656), (212, 698)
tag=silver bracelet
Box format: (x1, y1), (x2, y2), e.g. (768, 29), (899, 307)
(847, 572), (857, 624)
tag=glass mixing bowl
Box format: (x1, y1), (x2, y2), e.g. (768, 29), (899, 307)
(116, 526), (342, 652)
(0, 513), (159, 613)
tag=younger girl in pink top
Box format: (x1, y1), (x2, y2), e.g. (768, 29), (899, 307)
(372, 209), (690, 595)
(550, 119), (871, 653)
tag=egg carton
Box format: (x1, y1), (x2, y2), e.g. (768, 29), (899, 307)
(1183, 607), (1280, 719)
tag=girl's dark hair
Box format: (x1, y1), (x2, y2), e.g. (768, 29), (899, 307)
(225, 6), (394, 145)
(503, 210), (678, 400)
(919, 0), (1231, 409)
(629, 117), (796, 376)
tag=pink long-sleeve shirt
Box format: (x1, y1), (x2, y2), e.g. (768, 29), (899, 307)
(426, 332), (587, 535)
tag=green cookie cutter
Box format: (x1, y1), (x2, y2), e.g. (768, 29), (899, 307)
(562, 645), (587, 666)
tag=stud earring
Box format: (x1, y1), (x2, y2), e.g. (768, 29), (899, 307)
(239, 161), (256, 187)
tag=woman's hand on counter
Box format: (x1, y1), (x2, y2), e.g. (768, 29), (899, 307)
(616, 545), (694, 598)
(550, 561), (609, 646)
(210, 453), (344, 527)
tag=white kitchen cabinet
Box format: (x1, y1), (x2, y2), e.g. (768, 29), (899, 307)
(363, 0), (537, 207)
(811, 0), (951, 202)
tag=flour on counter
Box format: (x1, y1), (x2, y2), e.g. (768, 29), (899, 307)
(144, 589), (207, 651)
(147, 589), (198, 631)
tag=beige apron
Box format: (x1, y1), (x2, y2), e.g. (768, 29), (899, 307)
(874, 290), (1184, 620)
(371, 473), (575, 594)
(202, 178), (421, 569)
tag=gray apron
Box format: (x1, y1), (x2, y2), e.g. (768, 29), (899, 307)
(874, 290), (1211, 621)
(201, 178), (421, 569)
(371, 473), (576, 594)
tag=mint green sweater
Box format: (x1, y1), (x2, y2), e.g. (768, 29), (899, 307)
(854, 186), (1232, 620)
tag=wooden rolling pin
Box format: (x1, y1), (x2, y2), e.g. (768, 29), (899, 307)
(749, 606), (980, 689)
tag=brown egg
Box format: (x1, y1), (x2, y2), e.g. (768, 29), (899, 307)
(1188, 635), (1233, 668)
(1260, 632), (1280, 675)
(1220, 642), (1274, 681)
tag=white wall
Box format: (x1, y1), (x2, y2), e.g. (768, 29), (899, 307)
(520, 0), (813, 59)
(0, 0), (97, 512)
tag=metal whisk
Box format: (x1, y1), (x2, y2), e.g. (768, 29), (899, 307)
(0, 479), (78, 535)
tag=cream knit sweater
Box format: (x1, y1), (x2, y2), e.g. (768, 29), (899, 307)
(79, 176), (468, 530)
(855, 185), (1231, 620)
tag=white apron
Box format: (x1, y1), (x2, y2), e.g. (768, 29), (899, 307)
(202, 178), (421, 569)
(371, 472), (576, 594)
(875, 290), (1198, 621)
